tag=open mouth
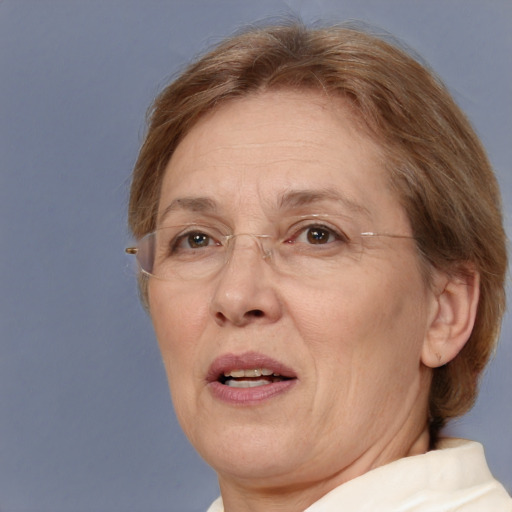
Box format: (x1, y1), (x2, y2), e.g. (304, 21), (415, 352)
(219, 368), (293, 388)
(207, 352), (298, 403)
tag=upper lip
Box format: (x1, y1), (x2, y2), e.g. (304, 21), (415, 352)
(206, 351), (297, 383)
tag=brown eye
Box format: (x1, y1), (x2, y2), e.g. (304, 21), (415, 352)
(187, 232), (212, 248)
(290, 224), (345, 247)
(306, 226), (333, 244)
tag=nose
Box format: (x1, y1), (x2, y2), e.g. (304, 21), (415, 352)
(209, 235), (283, 327)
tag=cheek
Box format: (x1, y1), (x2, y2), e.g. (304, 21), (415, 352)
(287, 261), (429, 377)
(148, 284), (212, 430)
(148, 283), (209, 379)
(303, 270), (428, 425)
(339, 272), (430, 399)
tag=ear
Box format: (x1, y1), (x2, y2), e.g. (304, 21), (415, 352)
(422, 266), (480, 368)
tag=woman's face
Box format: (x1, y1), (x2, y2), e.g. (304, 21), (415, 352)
(148, 90), (437, 491)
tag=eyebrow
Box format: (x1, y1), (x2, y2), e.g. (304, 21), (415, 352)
(158, 188), (371, 224)
(158, 197), (217, 224)
(278, 189), (371, 218)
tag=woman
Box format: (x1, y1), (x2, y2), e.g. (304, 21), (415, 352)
(126, 23), (511, 511)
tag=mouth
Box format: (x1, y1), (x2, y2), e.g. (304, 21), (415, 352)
(207, 352), (297, 404)
(219, 368), (293, 388)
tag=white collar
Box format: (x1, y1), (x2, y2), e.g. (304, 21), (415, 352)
(207, 439), (511, 512)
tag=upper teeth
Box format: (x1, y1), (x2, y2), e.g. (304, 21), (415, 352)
(223, 368), (278, 378)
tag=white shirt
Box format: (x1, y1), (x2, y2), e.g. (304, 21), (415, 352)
(207, 439), (512, 511)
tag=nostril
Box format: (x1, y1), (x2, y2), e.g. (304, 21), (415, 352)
(215, 311), (227, 323)
(213, 308), (265, 326)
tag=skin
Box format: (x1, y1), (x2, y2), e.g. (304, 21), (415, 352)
(148, 90), (452, 511)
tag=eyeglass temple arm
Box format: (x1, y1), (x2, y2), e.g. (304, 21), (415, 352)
(125, 247), (138, 255)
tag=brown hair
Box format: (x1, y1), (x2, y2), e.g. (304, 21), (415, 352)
(128, 23), (507, 441)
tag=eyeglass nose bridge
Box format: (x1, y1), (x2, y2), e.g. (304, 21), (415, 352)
(223, 233), (274, 261)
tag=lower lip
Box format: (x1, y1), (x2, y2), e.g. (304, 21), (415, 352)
(208, 379), (297, 405)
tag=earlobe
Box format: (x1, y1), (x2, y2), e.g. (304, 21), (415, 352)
(421, 267), (480, 368)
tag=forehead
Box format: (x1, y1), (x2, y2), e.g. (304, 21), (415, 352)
(158, 90), (407, 228)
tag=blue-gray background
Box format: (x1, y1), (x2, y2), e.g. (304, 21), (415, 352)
(1, 1), (510, 511)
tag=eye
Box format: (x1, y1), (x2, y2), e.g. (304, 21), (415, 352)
(304, 226), (333, 244)
(161, 225), (224, 255)
(176, 230), (217, 250)
(292, 224), (347, 245)
(186, 232), (213, 248)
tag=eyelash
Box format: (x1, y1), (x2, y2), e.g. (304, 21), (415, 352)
(286, 223), (349, 245)
(172, 229), (219, 252)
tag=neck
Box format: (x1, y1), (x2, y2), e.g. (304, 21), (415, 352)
(217, 424), (430, 512)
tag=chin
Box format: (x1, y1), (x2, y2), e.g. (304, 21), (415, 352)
(191, 422), (306, 481)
